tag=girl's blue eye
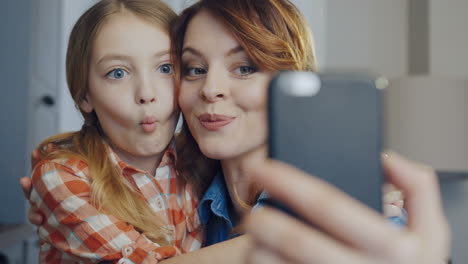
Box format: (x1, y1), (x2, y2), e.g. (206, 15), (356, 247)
(159, 64), (173, 74)
(236, 65), (256, 76)
(107, 68), (127, 79)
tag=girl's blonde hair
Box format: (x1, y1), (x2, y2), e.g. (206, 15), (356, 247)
(171, 0), (317, 203)
(37, 0), (177, 245)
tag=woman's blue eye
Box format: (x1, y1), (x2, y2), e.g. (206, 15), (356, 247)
(159, 64), (173, 74)
(187, 67), (207, 76)
(107, 68), (127, 79)
(236, 65), (256, 75)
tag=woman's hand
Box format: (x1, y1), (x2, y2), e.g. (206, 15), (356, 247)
(20, 177), (43, 225)
(244, 152), (450, 264)
(19, 147), (51, 226)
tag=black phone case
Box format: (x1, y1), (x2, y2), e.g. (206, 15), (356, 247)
(267, 72), (383, 215)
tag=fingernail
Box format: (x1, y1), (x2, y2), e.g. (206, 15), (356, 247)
(381, 152), (390, 160)
(382, 150), (401, 160)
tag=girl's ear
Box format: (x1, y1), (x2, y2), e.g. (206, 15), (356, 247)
(79, 94), (94, 113)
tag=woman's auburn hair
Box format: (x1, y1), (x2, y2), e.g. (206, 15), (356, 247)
(171, 0), (318, 203)
(37, 0), (177, 245)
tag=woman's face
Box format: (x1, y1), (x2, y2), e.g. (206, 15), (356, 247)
(179, 10), (274, 160)
(81, 13), (178, 161)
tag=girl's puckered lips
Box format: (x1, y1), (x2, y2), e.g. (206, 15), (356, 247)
(141, 116), (157, 133)
(198, 113), (235, 131)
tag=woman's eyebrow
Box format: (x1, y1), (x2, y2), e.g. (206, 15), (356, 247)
(182, 46), (244, 59)
(182, 47), (203, 58)
(225, 46), (243, 57)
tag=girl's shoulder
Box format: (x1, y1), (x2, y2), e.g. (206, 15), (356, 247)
(31, 156), (91, 183)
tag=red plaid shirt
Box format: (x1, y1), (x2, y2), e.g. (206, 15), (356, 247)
(30, 142), (203, 263)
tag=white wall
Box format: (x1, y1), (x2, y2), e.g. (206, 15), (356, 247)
(57, 1), (97, 133)
(428, 1), (468, 262)
(325, 0), (408, 78)
(284, 1), (409, 78)
(291, 0), (327, 69)
(430, 0), (468, 77)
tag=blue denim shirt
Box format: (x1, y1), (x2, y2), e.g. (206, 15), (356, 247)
(198, 171), (233, 246)
(198, 171), (407, 246)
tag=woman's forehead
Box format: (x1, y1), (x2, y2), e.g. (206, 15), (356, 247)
(183, 10), (241, 56)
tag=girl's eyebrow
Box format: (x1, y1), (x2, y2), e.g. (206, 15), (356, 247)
(97, 51), (170, 65)
(97, 54), (132, 65)
(152, 51), (171, 59)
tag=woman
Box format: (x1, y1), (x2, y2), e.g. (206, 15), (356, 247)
(171, 0), (312, 246)
(171, 0), (406, 246)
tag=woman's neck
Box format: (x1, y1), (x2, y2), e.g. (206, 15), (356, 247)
(221, 144), (268, 214)
(111, 144), (164, 176)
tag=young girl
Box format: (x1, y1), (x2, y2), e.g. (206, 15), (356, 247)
(29, 0), (202, 263)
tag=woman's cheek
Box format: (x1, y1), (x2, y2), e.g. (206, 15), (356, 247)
(178, 86), (194, 114)
(234, 81), (268, 112)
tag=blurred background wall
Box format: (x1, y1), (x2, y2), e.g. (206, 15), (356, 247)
(0, 0), (466, 262)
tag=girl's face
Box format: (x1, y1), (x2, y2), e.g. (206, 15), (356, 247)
(81, 13), (178, 160)
(179, 10), (274, 160)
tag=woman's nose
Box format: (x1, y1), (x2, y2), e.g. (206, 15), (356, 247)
(200, 72), (229, 102)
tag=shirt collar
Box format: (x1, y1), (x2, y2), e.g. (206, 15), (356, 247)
(105, 139), (177, 174)
(198, 171), (233, 227)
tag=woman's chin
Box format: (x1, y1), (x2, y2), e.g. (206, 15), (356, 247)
(199, 143), (237, 161)
(200, 149), (230, 160)
(196, 137), (266, 161)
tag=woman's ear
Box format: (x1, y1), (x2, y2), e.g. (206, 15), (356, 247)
(79, 94), (94, 113)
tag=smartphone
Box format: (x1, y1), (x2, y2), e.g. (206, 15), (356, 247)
(267, 71), (384, 215)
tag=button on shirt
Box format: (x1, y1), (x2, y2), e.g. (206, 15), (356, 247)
(30, 142), (203, 263)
